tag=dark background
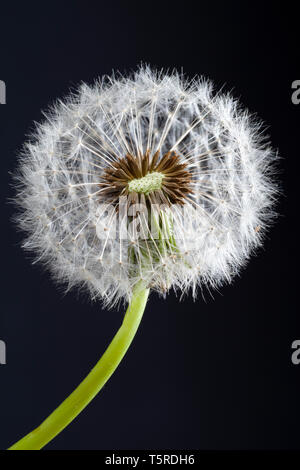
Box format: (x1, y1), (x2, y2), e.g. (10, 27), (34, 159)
(0, 1), (298, 450)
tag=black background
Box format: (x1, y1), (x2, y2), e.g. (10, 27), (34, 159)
(0, 1), (299, 451)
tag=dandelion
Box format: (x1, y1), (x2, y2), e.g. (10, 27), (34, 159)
(9, 66), (277, 450)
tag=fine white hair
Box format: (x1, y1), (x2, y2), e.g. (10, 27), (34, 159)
(14, 66), (278, 307)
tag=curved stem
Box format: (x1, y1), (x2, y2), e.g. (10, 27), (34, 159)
(8, 283), (149, 450)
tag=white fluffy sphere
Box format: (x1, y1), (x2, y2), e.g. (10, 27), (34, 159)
(14, 67), (277, 306)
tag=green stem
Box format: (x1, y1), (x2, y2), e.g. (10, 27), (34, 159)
(8, 283), (150, 450)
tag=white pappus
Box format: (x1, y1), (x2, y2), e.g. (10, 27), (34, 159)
(14, 66), (278, 307)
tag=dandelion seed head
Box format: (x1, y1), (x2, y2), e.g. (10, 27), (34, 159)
(14, 66), (278, 307)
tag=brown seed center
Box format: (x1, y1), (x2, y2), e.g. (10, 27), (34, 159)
(99, 150), (192, 206)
